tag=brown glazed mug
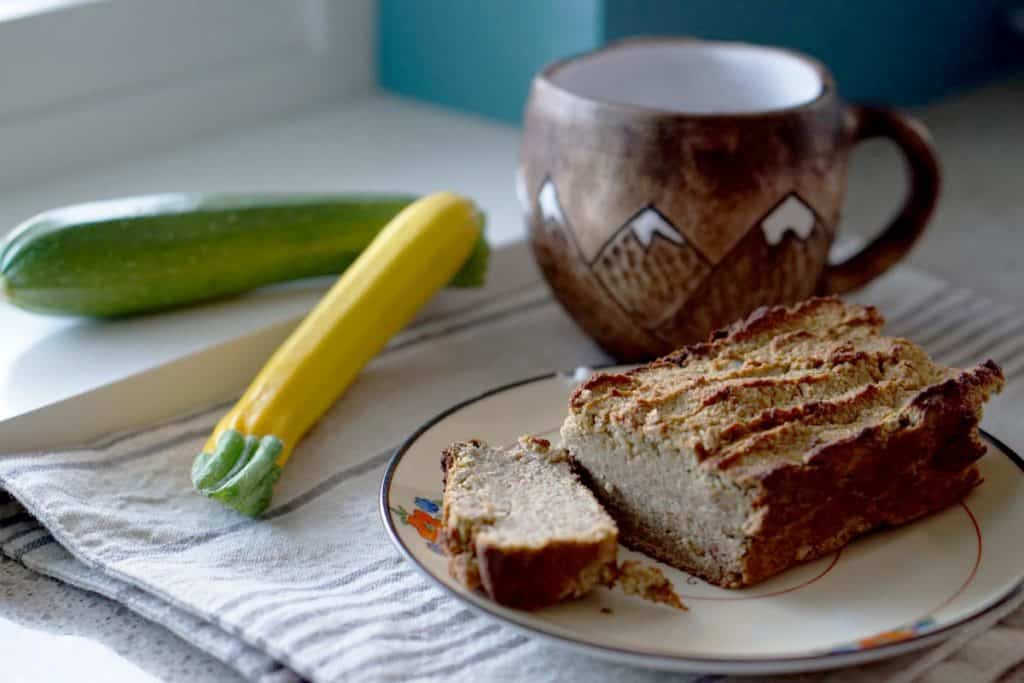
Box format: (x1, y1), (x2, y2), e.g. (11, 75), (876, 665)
(519, 38), (940, 361)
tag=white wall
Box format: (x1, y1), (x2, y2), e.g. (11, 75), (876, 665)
(0, 0), (376, 193)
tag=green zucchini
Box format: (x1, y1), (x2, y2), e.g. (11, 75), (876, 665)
(0, 193), (489, 317)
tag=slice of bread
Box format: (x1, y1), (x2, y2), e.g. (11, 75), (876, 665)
(440, 436), (619, 609)
(562, 296), (1004, 588)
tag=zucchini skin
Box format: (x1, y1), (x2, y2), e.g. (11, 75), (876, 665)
(0, 193), (417, 317)
(193, 192), (486, 515)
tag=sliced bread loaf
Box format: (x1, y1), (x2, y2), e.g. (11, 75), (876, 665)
(562, 296), (1004, 588)
(440, 436), (618, 609)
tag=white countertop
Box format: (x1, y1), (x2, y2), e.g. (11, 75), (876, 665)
(0, 80), (1021, 681)
(0, 92), (524, 423)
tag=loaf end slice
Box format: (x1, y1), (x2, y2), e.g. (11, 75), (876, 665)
(440, 437), (618, 610)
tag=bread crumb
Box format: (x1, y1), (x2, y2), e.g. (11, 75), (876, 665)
(517, 435), (551, 452)
(617, 561), (686, 610)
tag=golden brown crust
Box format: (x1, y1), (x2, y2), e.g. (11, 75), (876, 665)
(477, 537), (618, 610)
(711, 360), (1002, 480)
(709, 296), (885, 345)
(568, 297), (1004, 484)
(572, 298), (885, 407)
(742, 375), (994, 585)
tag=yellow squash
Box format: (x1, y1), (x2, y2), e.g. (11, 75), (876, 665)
(191, 192), (484, 515)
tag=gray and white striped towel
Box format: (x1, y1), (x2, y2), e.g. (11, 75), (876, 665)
(1, 243), (1023, 683)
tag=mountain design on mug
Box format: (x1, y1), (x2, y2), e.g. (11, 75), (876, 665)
(622, 207), (686, 249)
(537, 177), (567, 230)
(533, 176), (590, 265)
(589, 205), (711, 330)
(529, 178), (826, 338)
(760, 193), (817, 245)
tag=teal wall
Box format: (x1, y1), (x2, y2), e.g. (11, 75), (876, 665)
(602, 0), (1018, 107)
(379, 0), (1023, 124)
(379, 0), (603, 124)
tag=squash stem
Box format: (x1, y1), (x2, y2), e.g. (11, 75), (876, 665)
(192, 429), (282, 516)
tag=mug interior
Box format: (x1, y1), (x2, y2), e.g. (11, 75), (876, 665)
(549, 40), (824, 114)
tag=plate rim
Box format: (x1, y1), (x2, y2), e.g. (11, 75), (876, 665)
(379, 369), (1024, 674)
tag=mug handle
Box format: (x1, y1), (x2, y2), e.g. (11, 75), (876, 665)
(817, 105), (941, 295)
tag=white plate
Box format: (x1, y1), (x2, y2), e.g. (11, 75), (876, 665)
(380, 369), (1024, 675)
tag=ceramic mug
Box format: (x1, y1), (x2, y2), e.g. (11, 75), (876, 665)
(519, 38), (940, 361)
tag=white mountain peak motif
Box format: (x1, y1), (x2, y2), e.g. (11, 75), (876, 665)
(627, 207), (685, 248)
(537, 178), (565, 226)
(761, 194), (815, 246)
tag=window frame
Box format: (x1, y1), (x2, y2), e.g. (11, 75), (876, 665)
(0, 0), (375, 191)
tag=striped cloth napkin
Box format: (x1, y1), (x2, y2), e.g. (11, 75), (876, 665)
(1, 243), (1022, 683)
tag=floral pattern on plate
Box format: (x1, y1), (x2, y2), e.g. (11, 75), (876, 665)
(391, 497), (443, 555)
(830, 618), (936, 653)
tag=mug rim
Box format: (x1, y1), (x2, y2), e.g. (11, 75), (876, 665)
(535, 36), (836, 121)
